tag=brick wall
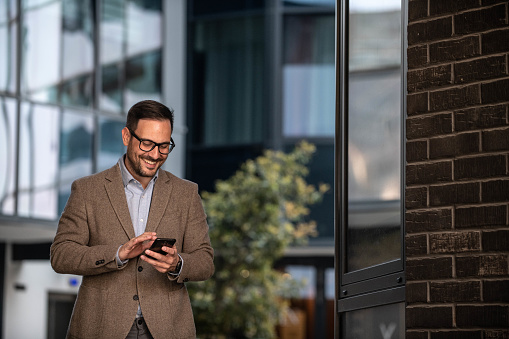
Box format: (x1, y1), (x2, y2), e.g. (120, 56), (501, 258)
(406, 0), (509, 337)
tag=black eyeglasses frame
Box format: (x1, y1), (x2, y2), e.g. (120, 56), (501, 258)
(128, 129), (175, 155)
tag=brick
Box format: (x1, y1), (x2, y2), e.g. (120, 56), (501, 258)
(429, 133), (479, 159)
(482, 28), (509, 54)
(407, 281), (428, 303)
(407, 234), (428, 256)
(430, 85), (481, 112)
(454, 155), (506, 180)
(456, 205), (507, 228)
(484, 279), (509, 302)
(429, 0), (479, 16)
(408, 92), (429, 116)
(483, 127), (509, 152)
(430, 231), (480, 253)
(482, 180), (509, 202)
(456, 305), (509, 328)
(408, 45), (428, 69)
(406, 186), (428, 209)
(406, 306), (453, 328)
(455, 4), (508, 35)
(406, 209), (452, 233)
(456, 255), (509, 277)
(455, 105), (507, 132)
(429, 182), (480, 206)
(484, 330), (509, 339)
(407, 161), (453, 185)
(430, 281), (481, 302)
(483, 230), (509, 251)
(455, 56), (506, 85)
(407, 332), (429, 339)
(431, 331), (483, 339)
(407, 257), (454, 280)
(408, 65), (452, 92)
(409, 0), (428, 22)
(407, 140), (428, 162)
(429, 36), (480, 64)
(408, 17), (453, 45)
(482, 79), (509, 105)
(407, 113), (453, 139)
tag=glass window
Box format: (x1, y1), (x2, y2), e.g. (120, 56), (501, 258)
(192, 16), (265, 146)
(18, 103), (60, 219)
(58, 109), (93, 214)
(100, 0), (124, 113)
(98, 117), (125, 171)
(283, 14), (335, 137)
(343, 302), (405, 339)
(283, 0), (335, 7)
(0, 97), (17, 215)
(124, 50), (162, 110)
(126, 0), (162, 57)
(0, 0), (17, 94)
(346, 0), (402, 273)
(61, 0), (94, 107)
(22, 1), (62, 102)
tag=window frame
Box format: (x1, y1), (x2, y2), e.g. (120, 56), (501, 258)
(335, 0), (407, 318)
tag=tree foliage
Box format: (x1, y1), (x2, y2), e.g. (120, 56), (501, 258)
(188, 141), (329, 338)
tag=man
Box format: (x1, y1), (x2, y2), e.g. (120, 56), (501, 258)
(51, 100), (214, 339)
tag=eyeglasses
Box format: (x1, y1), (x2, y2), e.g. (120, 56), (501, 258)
(128, 129), (175, 155)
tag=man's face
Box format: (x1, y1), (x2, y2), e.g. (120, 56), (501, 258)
(122, 119), (172, 185)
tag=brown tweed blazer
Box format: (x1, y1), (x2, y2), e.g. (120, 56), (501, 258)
(50, 164), (214, 339)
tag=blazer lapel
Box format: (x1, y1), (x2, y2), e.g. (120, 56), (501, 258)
(104, 165), (136, 239)
(145, 171), (173, 233)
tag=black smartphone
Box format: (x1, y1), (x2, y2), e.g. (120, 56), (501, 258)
(145, 238), (176, 259)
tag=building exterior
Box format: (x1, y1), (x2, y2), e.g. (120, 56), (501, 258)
(0, 0), (507, 338)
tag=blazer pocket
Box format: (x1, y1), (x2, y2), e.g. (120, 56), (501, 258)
(68, 284), (108, 338)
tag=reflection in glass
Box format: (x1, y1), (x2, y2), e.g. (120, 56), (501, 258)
(60, 74), (94, 107)
(98, 117), (125, 171)
(22, 1), (61, 102)
(0, 0), (17, 93)
(59, 110), (93, 214)
(126, 0), (162, 57)
(346, 0), (402, 272)
(18, 103), (59, 219)
(100, 63), (123, 113)
(283, 15), (335, 137)
(0, 97), (17, 215)
(283, 0), (335, 7)
(101, 0), (124, 64)
(343, 302), (405, 339)
(124, 51), (162, 110)
(193, 17), (264, 146)
(61, 0), (94, 107)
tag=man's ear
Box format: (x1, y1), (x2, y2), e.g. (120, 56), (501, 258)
(121, 127), (130, 147)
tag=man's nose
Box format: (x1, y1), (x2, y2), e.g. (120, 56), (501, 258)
(147, 146), (160, 158)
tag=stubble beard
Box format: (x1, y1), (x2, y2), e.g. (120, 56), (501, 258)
(126, 149), (164, 178)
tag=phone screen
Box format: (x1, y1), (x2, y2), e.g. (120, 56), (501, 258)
(145, 238), (176, 258)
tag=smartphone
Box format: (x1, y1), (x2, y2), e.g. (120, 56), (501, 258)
(145, 238), (176, 259)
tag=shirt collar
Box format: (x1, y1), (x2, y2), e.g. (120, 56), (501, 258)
(118, 154), (159, 188)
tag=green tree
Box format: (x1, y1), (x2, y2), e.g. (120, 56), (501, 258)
(188, 141), (329, 338)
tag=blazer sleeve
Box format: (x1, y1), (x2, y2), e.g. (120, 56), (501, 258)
(171, 183), (214, 284)
(50, 179), (122, 276)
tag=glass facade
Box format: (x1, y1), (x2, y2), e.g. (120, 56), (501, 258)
(0, 0), (163, 221)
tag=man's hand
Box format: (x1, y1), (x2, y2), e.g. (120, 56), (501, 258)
(118, 232), (157, 261)
(141, 244), (180, 274)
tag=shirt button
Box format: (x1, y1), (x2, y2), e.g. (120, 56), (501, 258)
(140, 219), (144, 222)
(138, 266), (143, 272)
(133, 295), (139, 301)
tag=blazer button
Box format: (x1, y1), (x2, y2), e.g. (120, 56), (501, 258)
(138, 266), (143, 272)
(133, 295), (139, 301)
(184, 278), (189, 282)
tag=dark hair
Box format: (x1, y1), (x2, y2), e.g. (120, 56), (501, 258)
(126, 100), (174, 132)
